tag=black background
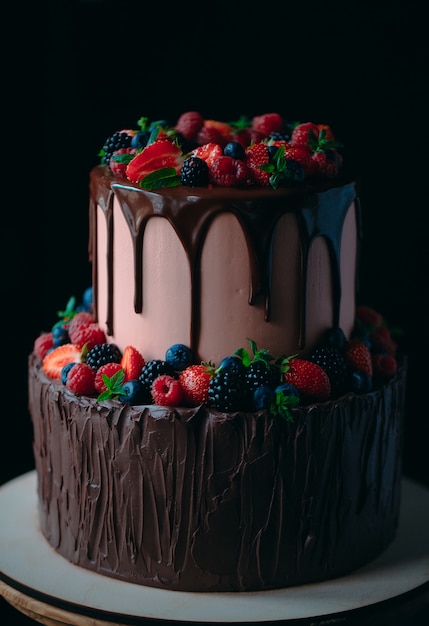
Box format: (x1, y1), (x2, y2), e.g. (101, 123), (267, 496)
(2, 0), (428, 623)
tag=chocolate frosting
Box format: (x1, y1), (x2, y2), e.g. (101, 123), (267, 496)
(89, 168), (360, 352)
(29, 354), (406, 592)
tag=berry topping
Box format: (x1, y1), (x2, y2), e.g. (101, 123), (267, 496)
(86, 343), (122, 370)
(120, 345), (145, 381)
(175, 111), (204, 142)
(94, 362), (124, 394)
(344, 339), (373, 377)
(43, 344), (82, 380)
(34, 332), (54, 359)
(126, 140), (184, 186)
(151, 375), (184, 406)
(180, 156), (210, 187)
(282, 356), (331, 403)
(178, 363), (214, 406)
(66, 362), (96, 395)
(192, 142), (223, 168)
(210, 156), (251, 187)
(251, 112), (283, 136)
(245, 143), (271, 186)
(165, 344), (196, 371)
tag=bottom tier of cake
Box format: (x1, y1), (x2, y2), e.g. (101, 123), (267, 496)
(28, 354), (406, 592)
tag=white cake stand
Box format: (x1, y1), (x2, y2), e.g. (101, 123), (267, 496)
(1, 471), (428, 625)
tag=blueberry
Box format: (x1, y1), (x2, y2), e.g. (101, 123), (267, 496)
(131, 131), (150, 149)
(349, 370), (372, 394)
(322, 327), (347, 349)
(275, 383), (300, 399)
(119, 379), (149, 405)
(82, 286), (93, 312)
(61, 362), (76, 385)
(52, 325), (70, 348)
(223, 141), (245, 160)
(165, 343), (195, 371)
(253, 386), (275, 410)
(267, 145), (279, 160)
(217, 355), (245, 375)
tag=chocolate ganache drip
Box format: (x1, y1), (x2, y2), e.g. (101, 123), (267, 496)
(89, 166), (359, 352)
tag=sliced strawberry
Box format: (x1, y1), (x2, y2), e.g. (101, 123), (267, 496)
(192, 142), (223, 168)
(120, 345), (145, 381)
(43, 344), (82, 380)
(126, 139), (184, 184)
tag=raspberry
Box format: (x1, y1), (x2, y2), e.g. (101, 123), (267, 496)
(210, 156), (251, 187)
(151, 375), (184, 406)
(94, 362), (124, 394)
(371, 354), (397, 382)
(34, 332), (54, 359)
(251, 113), (283, 136)
(68, 312), (94, 342)
(175, 111), (204, 141)
(110, 148), (137, 176)
(69, 323), (107, 351)
(66, 362), (96, 395)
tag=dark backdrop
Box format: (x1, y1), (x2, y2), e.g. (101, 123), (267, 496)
(2, 0), (428, 623)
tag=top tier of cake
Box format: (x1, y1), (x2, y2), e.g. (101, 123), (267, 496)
(90, 168), (359, 365)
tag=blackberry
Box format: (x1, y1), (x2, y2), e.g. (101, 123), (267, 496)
(139, 359), (176, 396)
(244, 361), (281, 395)
(102, 131), (132, 166)
(309, 345), (348, 397)
(180, 156), (210, 187)
(208, 368), (247, 412)
(86, 343), (122, 370)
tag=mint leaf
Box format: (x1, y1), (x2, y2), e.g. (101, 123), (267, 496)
(139, 168), (181, 190)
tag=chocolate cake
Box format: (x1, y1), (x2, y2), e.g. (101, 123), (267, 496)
(28, 111), (407, 592)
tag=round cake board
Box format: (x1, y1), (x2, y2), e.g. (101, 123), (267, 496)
(1, 471), (428, 625)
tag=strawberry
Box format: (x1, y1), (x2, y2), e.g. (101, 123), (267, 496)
(175, 111), (204, 141)
(94, 362), (123, 393)
(43, 343), (82, 379)
(179, 363), (214, 406)
(109, 148), (138, 177)
(371, 353), (397, 381)
(290, 122), (320, 146)
(282, 356), (331, 402)
(69, 322), (107, 351)
(284, 144), (314, 176)
(245, 143), (271, 186)
(151, 374), (184, 406)
(344, 339), (373, 377)
(251, 113), (283, 136)
(66, 362), (96, 395)
(210, 156), (251, 187)
(311, 150), (340, 178)
(120, 345), (145, 381)
(34, 332), (54, 359)
(192, 142), (223, 168)
(126, 139), (184, 184)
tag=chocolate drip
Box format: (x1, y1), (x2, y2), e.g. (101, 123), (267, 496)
(89, 167), (359, 354)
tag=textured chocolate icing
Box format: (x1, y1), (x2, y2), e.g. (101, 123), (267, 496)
(29, 354), (406, 592)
